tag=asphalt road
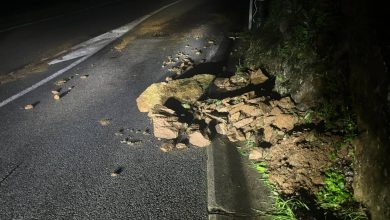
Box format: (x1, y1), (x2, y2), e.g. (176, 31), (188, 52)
(0, 0), (245, 219)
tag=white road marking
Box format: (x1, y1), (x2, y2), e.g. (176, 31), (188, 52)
(0, 0), (182, 108)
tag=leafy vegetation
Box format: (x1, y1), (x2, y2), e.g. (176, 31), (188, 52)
(316, 170), (351, 210)
(316, 170), (368, 219)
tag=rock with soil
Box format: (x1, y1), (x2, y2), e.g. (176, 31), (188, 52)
(136, 74), (215, 112)
(261, 131), (344, 195)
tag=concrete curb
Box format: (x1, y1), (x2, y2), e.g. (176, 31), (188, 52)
(206, 136), (274, 220)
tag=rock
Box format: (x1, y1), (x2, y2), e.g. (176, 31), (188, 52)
(233, 117), (254, 129)
(215, 123), (228, 135)
(176, 143), (187, 149)
(53, 94), (60, 100)
(136, 74), (215, 112)
(160, 142), (174, 152)
(276, 97), (295, 109)
(250, 69), (268, 85)
(229, 112), (241, 122)
(249, 149), (262, 160)
(187, 125), (211, 147)
(214, 78), (230, 88)
(80, 75), (89, 79)
(273, 114), (297, 130)
(227, 127), (246, 142)
(24, 104), (34, 110)
(99, 118), (111, 126)
(270, 106), (283, 116)
(55, 79), (67, 85)
(150, 105), (183, 139)
(165, 76), (173, 81)
(229, 104), (261, 117)
(51, 89), (60, 95)
(263, 126), (274, 142)
(230, 72), (250, 86)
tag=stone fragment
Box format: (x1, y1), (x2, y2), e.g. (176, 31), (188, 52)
(215, 123), (228, 135)
(99, 118), (111, 126)
(150, 105), (183, 139)
(233, 117), (254, 128)
(214, 78), (230, 88)
(273, 114), (297, 130)
(270, 106), (283, 116)
(51, 89), (60, 95)
(263, 126), (274, 142)
(160, 142), (174, 152)
(187, 125), (211, 147)
(24, 104), (34, 110)
(276, 97), (295, 109)
(249, 149), (262, 160)
(176, 143), (187, 149)
(250, 69), (268, 85)
(229, 112), (240, 122)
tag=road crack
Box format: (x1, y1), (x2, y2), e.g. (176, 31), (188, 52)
(0, 162), (22, 186)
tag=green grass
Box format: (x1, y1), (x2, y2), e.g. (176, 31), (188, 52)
(251, 161), (308, 220)
(316, 170), (351, 210)
(245, 139), (257, 148)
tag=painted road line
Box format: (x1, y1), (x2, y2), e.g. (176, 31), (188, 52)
(0, 0), (182, 108)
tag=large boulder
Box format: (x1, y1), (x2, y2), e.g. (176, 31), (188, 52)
(136, 74), (215, 112)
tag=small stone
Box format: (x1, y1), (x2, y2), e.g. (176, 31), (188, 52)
(195, 50), (202, 55)
(51, 89), (60, 95)
(99, 118), (111, 126)
(24, 104), (34, 110)
(208, 40), (215, 44)
(165, 76), (173, 81)
(53, 94), (60, 100)
(110, 167), (123, 177)
(249, 149), (262, 160)
(176, 143), (187, 149)
(160, 142), (174, 152)
(126, 139), (142, 146)
(55, 79), (67, 85)
(143, 128), (151, 135)
(80, 75), (89, 79)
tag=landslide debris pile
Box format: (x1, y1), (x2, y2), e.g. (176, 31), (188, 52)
(136, 69), (354, 196)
